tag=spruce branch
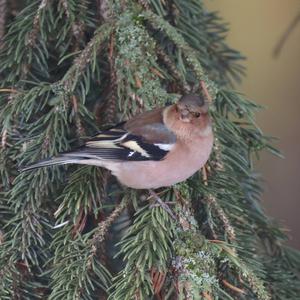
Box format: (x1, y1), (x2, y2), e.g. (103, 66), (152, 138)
(0, 0), (6, 47)
(109, 203), (175, 300)
(1, 1), (300, 299)
(172, 187), (220, 299)
(94, 30), (119, 126)
(50, 228), (112, 300)
(59, 0), (84, 44)
(141, 9), (209, 84)
(92, 197), (129, 246)
(149, 189), (176, 220)
(149, 0), (245, 85)
(26, 0), (48, 47)
(60, 22), (113, 94)
(115, 13), (170, 116)
(103, 32), (118, 124)
(98, 0), (113, 21)
(0, 0), (50, 82)
(0, 171), (54, 299)
(54, 166), (107, 225)
(206, 195), (236, 243)
(57, 0), (96, 58)
(156, 44), (190, 93)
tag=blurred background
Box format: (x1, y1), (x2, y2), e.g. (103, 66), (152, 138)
(204, 0), (300, 248)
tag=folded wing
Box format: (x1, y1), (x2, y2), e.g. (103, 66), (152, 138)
(21, 107), (177, 171)
(68, 120), (176, 161)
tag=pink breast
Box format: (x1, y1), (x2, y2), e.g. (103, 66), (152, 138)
(112, 136), (214, 189)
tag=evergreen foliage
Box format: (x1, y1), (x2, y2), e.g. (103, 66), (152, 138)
(0, 0), (299, 299)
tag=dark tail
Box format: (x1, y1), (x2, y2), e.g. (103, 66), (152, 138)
(20, 156), (81, 172)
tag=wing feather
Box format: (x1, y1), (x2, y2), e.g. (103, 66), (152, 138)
(21, 109), (176, 171)
(61, 110), (176, 162)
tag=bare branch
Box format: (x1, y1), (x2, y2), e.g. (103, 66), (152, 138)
(273, 12), (300, 58)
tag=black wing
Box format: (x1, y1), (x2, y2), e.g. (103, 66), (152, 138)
(20, 119), (177, 171)
(64, 123), (176, 162)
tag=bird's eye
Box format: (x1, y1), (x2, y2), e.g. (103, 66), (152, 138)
(193, 112), (201, 118)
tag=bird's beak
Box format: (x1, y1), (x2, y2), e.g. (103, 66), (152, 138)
(180, 110), (191, 123)
(180, 117), (191, 123)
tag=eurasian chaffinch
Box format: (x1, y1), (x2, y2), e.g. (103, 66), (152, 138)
(22, 94), (213, 189)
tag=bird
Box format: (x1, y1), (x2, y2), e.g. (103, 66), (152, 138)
(21, 94), (214, 189)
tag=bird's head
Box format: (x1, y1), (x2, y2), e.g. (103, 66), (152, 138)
(175, 94), (209, 123)
(163, 94), (212, 139)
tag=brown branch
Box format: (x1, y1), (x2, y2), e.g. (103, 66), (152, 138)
(0, 88), (18, 93)
(273, 12), (300, 58)
(94, 32), (117, 125)
(72, 207), (88, 237)
(203, 291), (213, 300)
(1, 128), (7, 148)
(72, 95), (86, 137)
(222, 279), (245, 295)
(149, 67), (164, 79)
(201, 165), (208, 186)
(200, 80), (213, 103)
(150, 268), (166, 295)
(105, 33), (118, 123)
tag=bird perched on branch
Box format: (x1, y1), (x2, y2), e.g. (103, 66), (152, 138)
(22, 94), (213, 189)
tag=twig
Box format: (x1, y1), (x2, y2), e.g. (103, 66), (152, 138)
(138, 0), (189, 95)
(60, 0), (84, 47)
(106, 33), (118, 123)
(222, 279), (245, 294)
(150, 268), (166, 295)
(207, 195), (236, 242)
(273, 12), (300, 58)
(150, 67), (165, 79)
(1, 128), (7, 148)
(137, 0), (150, 10)
(73, 210), (87, 236)
(202, 165), (208, 186)
(212, 137), (224, 171)
(92, 198), (128, 245)
(98, 0), (112, 21)
(142, 10), (206, 81)
(200, 80), (213, 103)
(26, 0), (48, 47)
(61, 22), (113, 93)
(203, 291), (213, 300)
(156, 45), (190, 93)
(0, 88), (18, 93)
(173, 188), (196, 231)
(72, 95), (86, 137)
(148, 189), (177, 220)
